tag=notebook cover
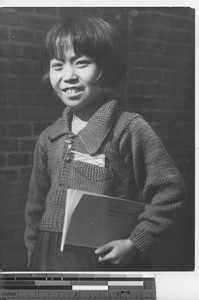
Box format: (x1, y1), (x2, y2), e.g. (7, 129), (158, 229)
(63, 190), (145, 250)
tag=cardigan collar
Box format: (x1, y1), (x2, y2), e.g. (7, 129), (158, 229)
(49, 97), (120, 155)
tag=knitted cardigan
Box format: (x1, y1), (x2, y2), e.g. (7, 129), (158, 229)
(24, 98), (185, 263)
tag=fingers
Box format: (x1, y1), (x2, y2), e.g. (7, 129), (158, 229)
(95, 241), (114, 255)
(95, 241), (117, 263)
(98, 250), (117, 263)
(94, 239), (138, 267)
(95, 241), (119, 264)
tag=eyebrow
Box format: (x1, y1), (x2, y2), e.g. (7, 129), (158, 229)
(69, 54), (80, 62)
(51, 54), (88, 64)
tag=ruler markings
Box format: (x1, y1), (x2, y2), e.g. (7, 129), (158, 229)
(0, 274), (156, 299)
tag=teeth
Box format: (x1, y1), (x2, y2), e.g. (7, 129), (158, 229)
(65, 88), (81, 94)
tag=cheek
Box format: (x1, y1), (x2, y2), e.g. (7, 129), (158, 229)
(49, 71), (55, 87)
(83, 65), (101, 84)
(49, 71), (60, 89)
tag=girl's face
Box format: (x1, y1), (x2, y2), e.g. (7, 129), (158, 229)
(49, 49), (103, 111)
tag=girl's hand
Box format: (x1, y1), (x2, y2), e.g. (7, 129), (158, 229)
(95, 239), (138, 267)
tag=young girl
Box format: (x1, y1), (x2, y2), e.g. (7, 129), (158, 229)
(24, 15), (185, 271)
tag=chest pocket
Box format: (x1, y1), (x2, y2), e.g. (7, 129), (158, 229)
(73, 160), (114, 182)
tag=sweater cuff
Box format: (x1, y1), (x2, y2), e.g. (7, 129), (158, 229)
(128, 225), (156, 256)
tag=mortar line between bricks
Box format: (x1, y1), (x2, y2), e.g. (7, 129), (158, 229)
(0, 40), (41, 47)
(126, 78), (194, 83)
(130, 37), (194, 47)
(127, 95), (193, 100)
(131, 10), (195, 22)
(135, 107), (194, 113)
(128, 107), (194, 114)
(129, 65), (194, 71)
(129, 52), (194, 59)
(6, 23), (60, 31)
(129, 67), (194, 72)
(132, 23), (194, 33)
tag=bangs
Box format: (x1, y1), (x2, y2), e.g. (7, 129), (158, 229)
(41, 16), (126, 87)
(44, 20), (101, 62)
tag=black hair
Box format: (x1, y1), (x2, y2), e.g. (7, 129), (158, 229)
(41, 15), (126, 88)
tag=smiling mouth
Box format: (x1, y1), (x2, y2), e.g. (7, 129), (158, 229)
(63, 87), (84, 95)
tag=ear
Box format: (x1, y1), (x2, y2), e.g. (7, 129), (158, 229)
(93, 66), (103, 85)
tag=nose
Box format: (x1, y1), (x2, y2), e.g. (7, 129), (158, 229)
(63, 65), (78, 83)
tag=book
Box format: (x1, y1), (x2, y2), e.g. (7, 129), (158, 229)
(60, 189), (145, 251)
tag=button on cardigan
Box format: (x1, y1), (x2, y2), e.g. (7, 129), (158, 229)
(24, 98), (185, 263)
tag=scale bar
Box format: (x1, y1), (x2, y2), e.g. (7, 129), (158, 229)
(73, 285), (108, 290)
(108, 281), (143, 286)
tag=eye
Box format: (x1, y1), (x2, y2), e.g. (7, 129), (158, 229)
(51, 64), (63, 70)
(50, 60), (63, 71)
(76, 59), (91, 67)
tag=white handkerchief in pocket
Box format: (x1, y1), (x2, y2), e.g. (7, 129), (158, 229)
(72, 151), (105, 167)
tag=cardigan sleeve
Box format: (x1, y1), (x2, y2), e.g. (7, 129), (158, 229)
(120, 115), (186, 256)
(24, 130), (51, 265)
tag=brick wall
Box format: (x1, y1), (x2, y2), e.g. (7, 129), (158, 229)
(125, 7), (194, 270)
(0, 7), (194, 271)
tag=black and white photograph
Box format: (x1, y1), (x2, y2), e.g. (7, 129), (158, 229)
(0, 5), (195, 275)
